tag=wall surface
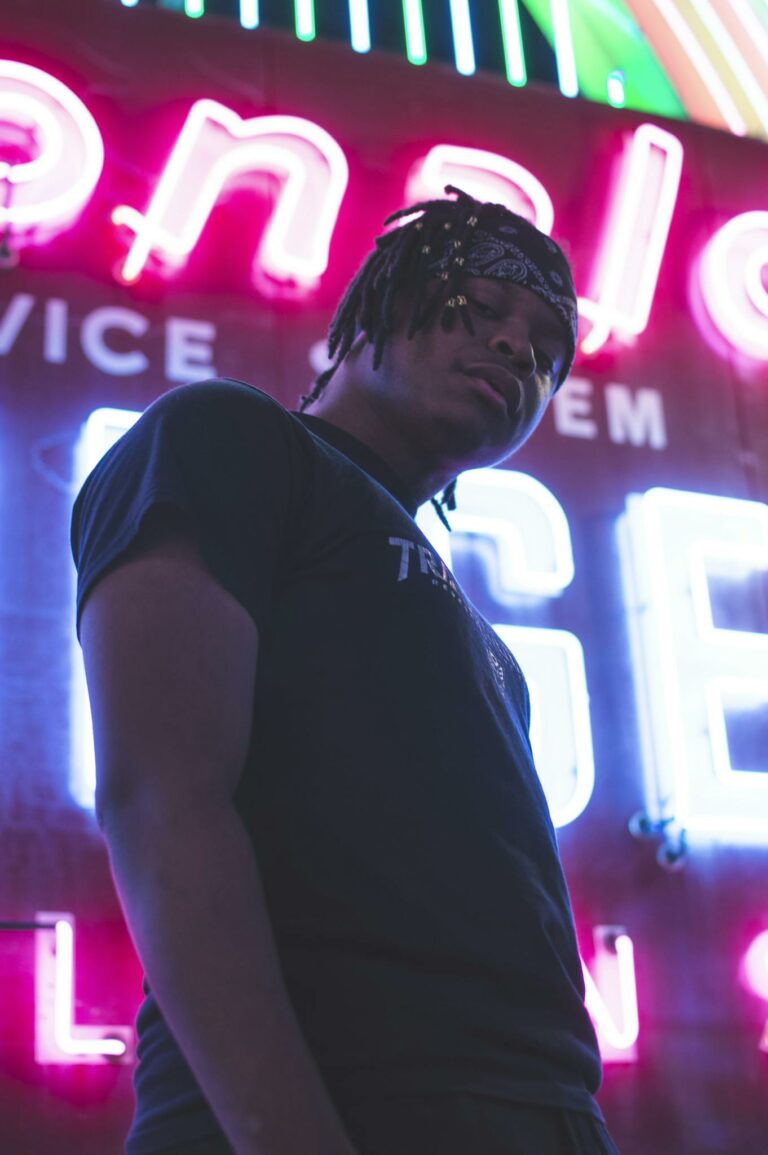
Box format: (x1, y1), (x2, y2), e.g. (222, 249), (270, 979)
(0, 2), (767, 1152)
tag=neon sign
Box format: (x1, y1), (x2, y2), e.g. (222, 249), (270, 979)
(1, 61), (767, 367)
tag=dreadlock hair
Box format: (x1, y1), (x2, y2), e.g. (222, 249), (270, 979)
(299, 185), (521, 532)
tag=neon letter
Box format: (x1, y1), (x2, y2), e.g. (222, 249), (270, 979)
(438, 468), (574, 598)
(552, 377), (598, 440)
(496, 625), (595, 827)
(582, 926), (639, 1062)
(604, 384), (666, 449)
(698, 212), (768, 361)
(71, 408), (142, 811)
(417, 469), (594, 828)
(165, 317), (217, 382)
(0, 60), (104, 240)
(44, 298), (68, 364)
(743, 930), (768, 1000)
(80, 307), (149, 376)
(406, 145), (554, 233)
(0, 293), (35, 354)
(580, 124), (683, 354)
(742, 929), (768, 1051)
(621, 488), (768, 843)
(113, 102), (348, 289)
(35, 912), (132, 1063)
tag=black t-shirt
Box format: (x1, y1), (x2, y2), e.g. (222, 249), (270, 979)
(71, 379), (602, 1153)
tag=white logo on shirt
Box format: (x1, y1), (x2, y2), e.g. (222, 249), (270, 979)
(388, 536), (461, 600)
(387, 537), (522, 698)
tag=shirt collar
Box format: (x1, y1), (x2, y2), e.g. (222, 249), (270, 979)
(293, 412), (420, 517)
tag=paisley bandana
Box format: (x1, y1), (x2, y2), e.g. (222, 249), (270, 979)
(425, 218), (578, 388)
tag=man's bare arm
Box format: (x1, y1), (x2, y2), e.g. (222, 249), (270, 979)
(80, 509), (356, 1155)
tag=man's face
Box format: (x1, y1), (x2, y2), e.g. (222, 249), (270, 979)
(353, 276), (570, 472)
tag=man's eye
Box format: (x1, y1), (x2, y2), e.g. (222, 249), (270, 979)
(536, 350), (555, 373)
(468, 297), (498, 318)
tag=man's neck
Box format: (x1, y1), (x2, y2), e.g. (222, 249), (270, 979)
(302, 389), (456, 509)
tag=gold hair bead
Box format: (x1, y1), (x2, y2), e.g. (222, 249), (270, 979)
(456, 294), (468, 306)
(441, 271), (450, 280)
(453, 256), (465, 266)
(467, 215), (478, 226)
(445, 296), (457, 308)
(421, 244), (431, 254)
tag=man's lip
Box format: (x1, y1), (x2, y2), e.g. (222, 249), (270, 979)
(462, 364), (524, 414)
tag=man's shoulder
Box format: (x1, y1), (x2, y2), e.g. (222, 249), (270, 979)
(75, 379), (309, 530)
(134, 377), (316, 459)
(146, 377), (292, 423)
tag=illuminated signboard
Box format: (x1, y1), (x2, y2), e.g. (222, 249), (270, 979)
(0, 0), (767, 1152)
(2, 57), (764, 370)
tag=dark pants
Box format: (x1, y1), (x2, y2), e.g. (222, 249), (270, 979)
(158, 1096), (621, 1154)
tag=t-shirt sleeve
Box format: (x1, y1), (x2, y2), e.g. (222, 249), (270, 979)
(70, 379), (303, 640)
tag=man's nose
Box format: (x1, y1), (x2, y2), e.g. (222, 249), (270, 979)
(489, 329), (536, 376)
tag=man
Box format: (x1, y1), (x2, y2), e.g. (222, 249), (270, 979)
(72, 188), (620, 1155)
